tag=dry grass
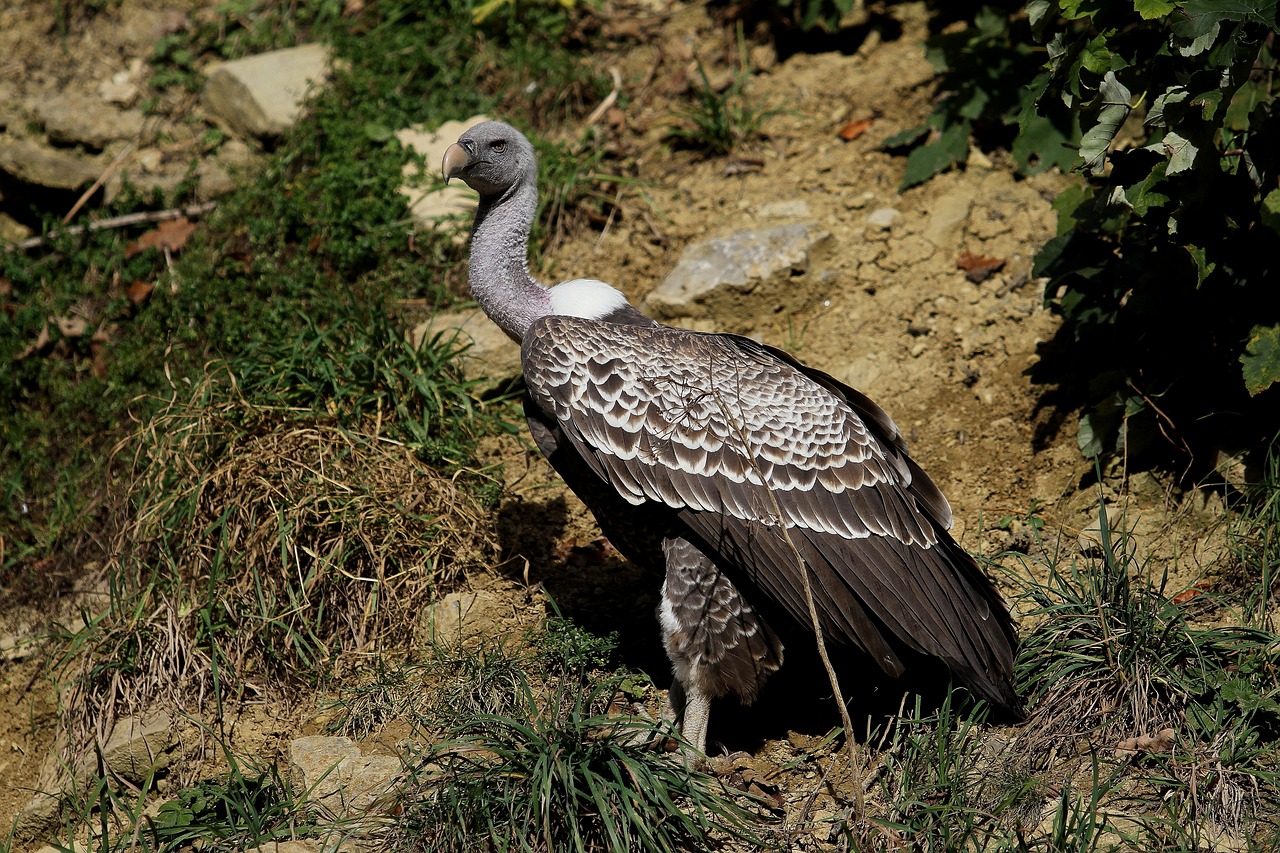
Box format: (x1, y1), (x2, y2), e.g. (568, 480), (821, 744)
(52, 372), (496, 755)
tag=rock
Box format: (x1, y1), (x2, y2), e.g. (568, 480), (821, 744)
(642, 222), (833, 323)
(864, 207), (901, 230)
(923, 189), (972, 248)
(92, 710), (177, 784)
(288, 736), (401, 817)
(430, 588), (507, 645)
(203, 44), (333, 138)
(197, 138), (260, 198)
(397, 115), (491, 229)
(34, 93), (144, 149)
(0, 137), (101, 190)
(838, 355), (882, 391)
(411, 307), (521, 394)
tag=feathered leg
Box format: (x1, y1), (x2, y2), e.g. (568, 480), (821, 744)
(658, 537), (784, 757)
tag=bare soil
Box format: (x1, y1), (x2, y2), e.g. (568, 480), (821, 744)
(0, 0), (1235, 848)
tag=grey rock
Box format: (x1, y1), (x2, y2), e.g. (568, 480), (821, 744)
(411, 307), (521, 393)
(34, 93), (144, 149)
(93, 710), (177, 784)
(203, 44), (333, 138)
(0, 137), (101, 189)
(289, 736), (401, 817)
(398, 115), (490, 229)
(643, 222), (833, 322)
(430, 589), (506, 645)
(864, 207), (901, 230)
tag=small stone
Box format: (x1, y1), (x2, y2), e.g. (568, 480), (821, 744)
(844, 191), (876, 210)
(643, 222), (833, 323)
(923, 190), (972, 248)
(288, 736), (401, 817)
(35, 93), (144, 149)
(0, 138), (101, 190)
(203, 44), (333, 138)
(865, 206), (901, 230)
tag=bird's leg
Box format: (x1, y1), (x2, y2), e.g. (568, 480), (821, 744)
(657, 537), (784, 762)
(676, 679), (712, 757)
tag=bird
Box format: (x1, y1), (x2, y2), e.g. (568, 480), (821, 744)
(442, 120), (1021, 755)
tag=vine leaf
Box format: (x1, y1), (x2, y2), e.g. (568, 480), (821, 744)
(1241, 324), (1280, 397)
(1133, 0), (1176, 19)
(899, 122), (970, 189)
(1079, 72), (1132, 174)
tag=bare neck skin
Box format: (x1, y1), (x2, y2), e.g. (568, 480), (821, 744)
(467, 178), (551, 342)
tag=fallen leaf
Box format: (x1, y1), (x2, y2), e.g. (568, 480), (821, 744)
(1173, 582), (1210, 604)
(956, 251), (1005, 283)
(90, 341), (108, 378)
(838, 118), (873, 141)
(553, 537), (615, 567)
(0, 276), (10, 297)
(126, 280), (156, 305)
(126, 217), (197, 259)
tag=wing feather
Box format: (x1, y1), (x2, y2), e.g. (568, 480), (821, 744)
(521, 315), (1018, 709)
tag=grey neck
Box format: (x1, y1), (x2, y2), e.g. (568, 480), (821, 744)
(468, 179), (551, 343)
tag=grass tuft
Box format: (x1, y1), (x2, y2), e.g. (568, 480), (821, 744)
(387, 675), (770, 853)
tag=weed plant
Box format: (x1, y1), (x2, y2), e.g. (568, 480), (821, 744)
(669, 28), (775, 156)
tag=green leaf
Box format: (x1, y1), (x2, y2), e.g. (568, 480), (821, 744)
(899, 122), (970, 190)
(1241, 324), (1280, 396)
(1078, 72), (1132, 174)
(1261, 188), (1280, 235)
(881, 125), (930, 149)
(1180, 0), (1277, 28)
(1148, 130), (1198, 174)
(1012, 114), (1078, 175)
(1080, 407), (1111, 455)
(1133, 0), (1175, 18)
(1186, 244), (1216, 283)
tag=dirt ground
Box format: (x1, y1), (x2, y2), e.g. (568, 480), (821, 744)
(0, 0), (1236, 847)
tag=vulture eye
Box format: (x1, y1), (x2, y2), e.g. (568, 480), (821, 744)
(491, 140), (507, 153)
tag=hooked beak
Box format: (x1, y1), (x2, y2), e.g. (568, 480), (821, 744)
(442, 142), (470, 185)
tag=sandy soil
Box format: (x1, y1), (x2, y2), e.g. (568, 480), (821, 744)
(0, 0), (1236, 847)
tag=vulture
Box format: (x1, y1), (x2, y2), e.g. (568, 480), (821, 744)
(443, 121), (1021, 754)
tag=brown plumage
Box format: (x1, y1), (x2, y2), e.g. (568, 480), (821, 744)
(444, 120), (1021, 755)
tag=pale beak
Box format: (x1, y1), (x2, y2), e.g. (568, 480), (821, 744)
(442, 142), (470, 184)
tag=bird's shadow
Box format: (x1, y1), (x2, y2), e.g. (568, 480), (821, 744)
(493, 493), (995, 753)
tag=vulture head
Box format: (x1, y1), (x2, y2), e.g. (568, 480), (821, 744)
(442, 120), (536, 199)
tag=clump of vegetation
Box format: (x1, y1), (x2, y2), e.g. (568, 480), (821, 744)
(52, 361), (495, 751)
(886, 1), (1280, 470)
(669, 30), (775, 156)
(389, 675), (769, 853)
(1012, 494), (1280, 842)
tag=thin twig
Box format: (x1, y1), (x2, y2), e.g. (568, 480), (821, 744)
(584, 66), (623, 128)
(10, 202), (218, 253)
(62, 141), (136, 225)
(707, 356), (867, 822)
